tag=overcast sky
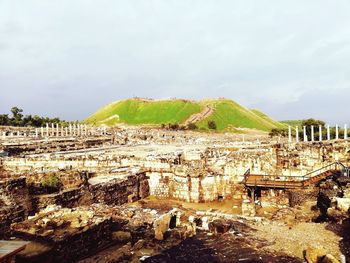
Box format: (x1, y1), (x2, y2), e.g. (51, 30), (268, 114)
(1, 1), (350, 123)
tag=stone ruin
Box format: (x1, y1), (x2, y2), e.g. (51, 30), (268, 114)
(0, 125), (350, 262)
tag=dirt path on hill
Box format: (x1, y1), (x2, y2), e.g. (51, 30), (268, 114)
(184, 105), (214, 125)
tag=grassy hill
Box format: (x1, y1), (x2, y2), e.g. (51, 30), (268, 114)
(85, 99), (202, 126)
(195, 100), (284, 131)
(251, 109), (287, 129)
(85, 98), (284, 132)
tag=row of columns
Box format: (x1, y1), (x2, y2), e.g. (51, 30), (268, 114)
(288, 124), (348, 143)
(1, 124), (108, 139)
(35, 124), (95, 138)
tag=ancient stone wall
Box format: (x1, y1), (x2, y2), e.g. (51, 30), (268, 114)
(0, 177), (31, 237)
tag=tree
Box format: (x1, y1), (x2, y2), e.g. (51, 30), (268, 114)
(208, 120), (217, 130)
(301, 118), (325, 138)
(10, 107), (23, 126)
(0, 114), (10, 126)
(269, 128), (287, 138)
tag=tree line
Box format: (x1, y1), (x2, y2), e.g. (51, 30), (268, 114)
(0, 107), (73, 127)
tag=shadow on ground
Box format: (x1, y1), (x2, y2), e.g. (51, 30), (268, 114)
(144, 230), (301, 263)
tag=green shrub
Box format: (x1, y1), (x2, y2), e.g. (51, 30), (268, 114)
(187, 123), (198, 130)
(208, 120), (217, 130)
(269, 128), (287, 138)
(41, 175), (61, 189)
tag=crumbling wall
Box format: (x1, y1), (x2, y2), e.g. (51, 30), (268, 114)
(91, 173), (149, 205)
(0, 177), (30, 237)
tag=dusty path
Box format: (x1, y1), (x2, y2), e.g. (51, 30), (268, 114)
(184, 105), (214, 125)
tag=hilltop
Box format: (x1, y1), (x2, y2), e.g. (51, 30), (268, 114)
(85, 98), (284, 132)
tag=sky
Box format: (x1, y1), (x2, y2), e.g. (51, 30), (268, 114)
(1, 0), (350, 123)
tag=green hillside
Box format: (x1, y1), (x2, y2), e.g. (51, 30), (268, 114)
(251, 109), (287, 129)
(85, 99), (202, 125)
(196, 100), (284, 131)
(85, 98), (284, 132)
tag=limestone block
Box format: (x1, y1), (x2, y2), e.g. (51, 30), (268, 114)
(336, 198), (350, 212)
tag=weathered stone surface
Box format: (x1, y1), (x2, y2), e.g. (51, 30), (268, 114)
(112, 231), (132, 244)
(336, 198), (350, 213)
(304, 247), (327, 263)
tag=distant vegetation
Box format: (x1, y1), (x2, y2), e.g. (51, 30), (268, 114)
(280, 120), (303, 128)
(85, 98), (284, 132)
(0, 107), (72, 127)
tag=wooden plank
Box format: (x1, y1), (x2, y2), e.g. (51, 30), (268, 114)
(0, 240), (29, 261)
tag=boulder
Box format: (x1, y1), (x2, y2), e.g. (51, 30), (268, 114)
(208, 219), (233, 235)
(304, 247), (326, 263)
(336, 198), (350, 213)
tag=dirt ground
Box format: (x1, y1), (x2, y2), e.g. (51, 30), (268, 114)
(79, 197), (344, 262)
(134, 197), (344, 261)
(252, 221), (342, 260)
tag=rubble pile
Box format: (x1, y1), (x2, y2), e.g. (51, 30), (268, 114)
(317, 175), (350, 222)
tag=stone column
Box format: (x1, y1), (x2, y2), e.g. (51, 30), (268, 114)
(288, 126), (292, 143)
(69, 124), (72, 136)
(61, 126), (64, 137)
(344, 124), (347, 140)
(311, 126), (314, 142)
(327, 125), (330, 140)
(336, 125), (339, 140)
(41, 126), (44, 137)
(35, 128), (38, 138)
(303, 126), (307, 142)
(56, 124), (59, 137)
(319, 125), (322, 141)
(65, 127), (68, 137)
(2, 132), (6, 139)
(295, 126), (299, 142)
(51, 123), (54, 136)
(46, 123), (49, 137)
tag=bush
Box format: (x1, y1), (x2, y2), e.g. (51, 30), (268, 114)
(187, 123), (198, 130)
(269, 128), (287, 138)
(208, 120), (217, 130)
(41, 175), (61, 190)
(169, 123), (180, 130)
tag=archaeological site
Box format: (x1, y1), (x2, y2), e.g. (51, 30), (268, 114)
(0, 122), (349, 263)
(2, 2), (350, 262)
